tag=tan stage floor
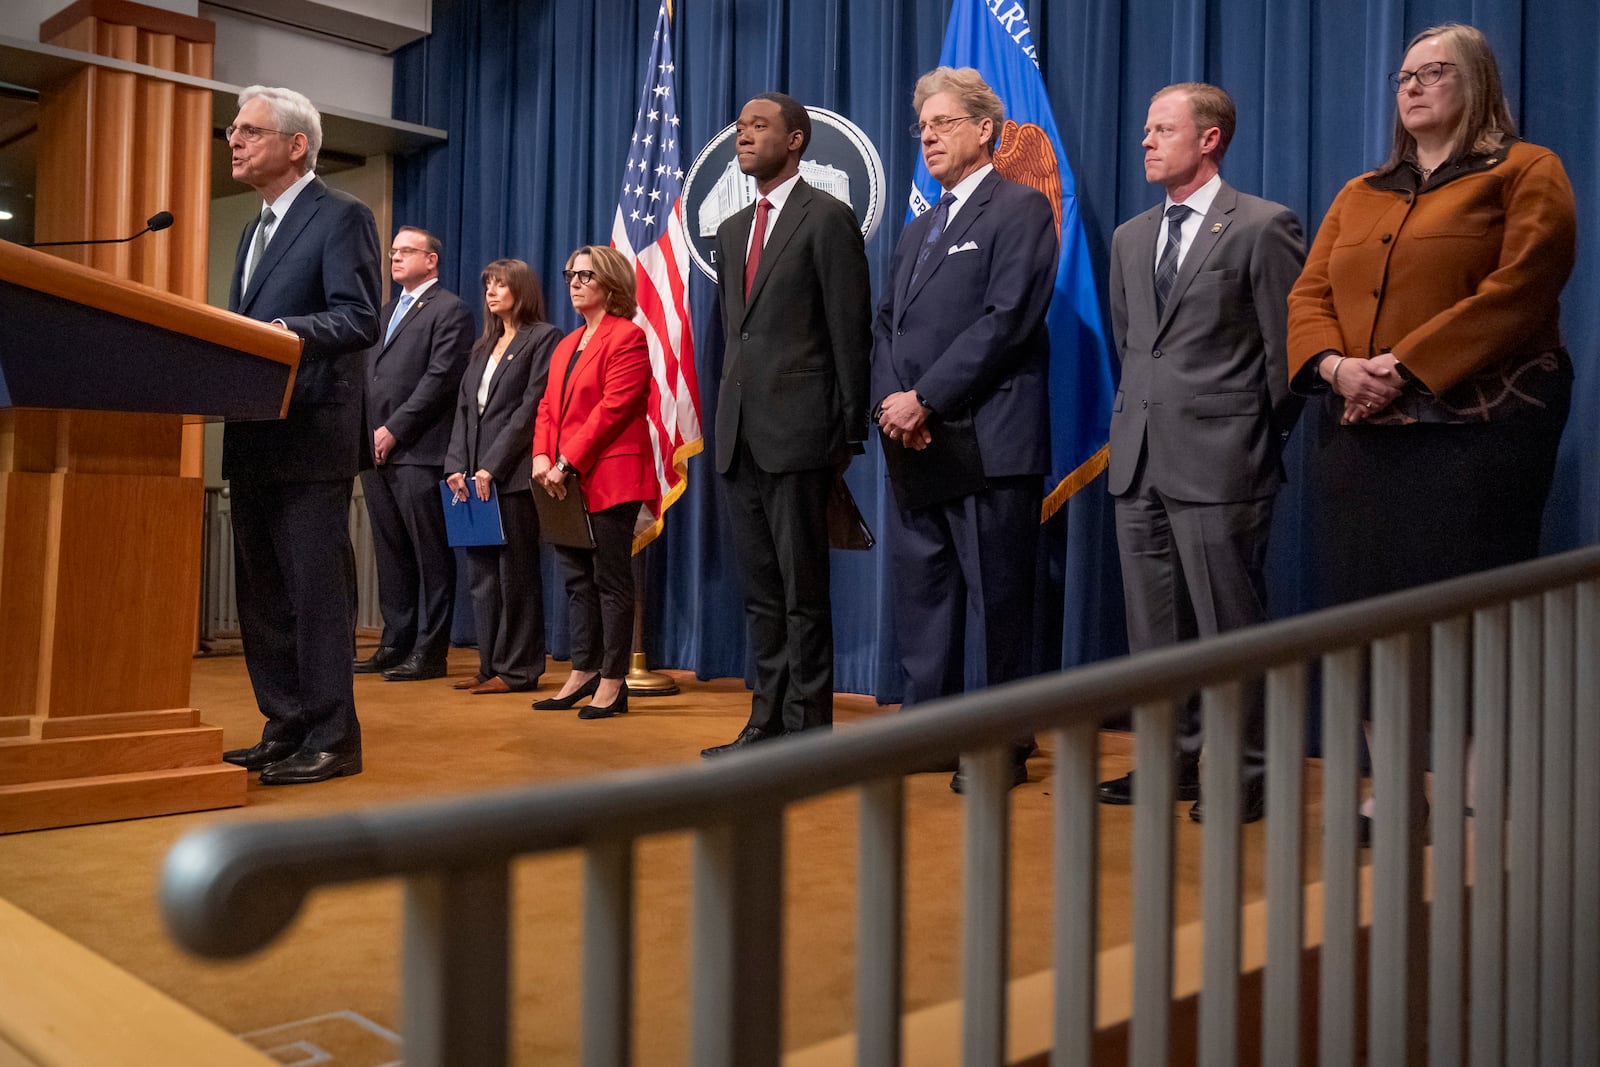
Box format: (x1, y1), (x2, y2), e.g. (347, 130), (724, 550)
(0, 645), (1324, 1065)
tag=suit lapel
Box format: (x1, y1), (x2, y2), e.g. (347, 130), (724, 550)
(560, 317), (616, 420)
(741, 181), (811, 319)
(1159, 182), (1236, 330)
(904, 170), (998, 308)
(1127, 204), (1164, 327)
(375, 296), (402, 358)
(240, 179), (326, 314)
(483, 326), (532, 410)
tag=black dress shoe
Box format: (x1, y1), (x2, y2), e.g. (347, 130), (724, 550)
(1189, 778), (1267, 825)
(1097, 764), (1201, 805)
(222, 739), (300, 771)
(578, 683), (628, 720)
(353, 645), (406, 674)
(533, 674), (601, 710)
(258, 749), (362, 785)
(700, 725), (783, 758)
(381, 653), (447, 682)
(950, 757), (1029, 794)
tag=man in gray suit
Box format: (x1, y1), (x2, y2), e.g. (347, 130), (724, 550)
(1101, 82), (1305, 823)
(701, 92), (871, 757)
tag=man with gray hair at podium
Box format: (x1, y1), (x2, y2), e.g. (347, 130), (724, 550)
(218, 84), (381, 785)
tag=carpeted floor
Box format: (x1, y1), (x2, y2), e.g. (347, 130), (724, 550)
(0, 646), (1321, 1065)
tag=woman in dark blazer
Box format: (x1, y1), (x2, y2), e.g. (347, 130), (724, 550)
(444, 259), (561, 694)
(530, 245), (658, 719)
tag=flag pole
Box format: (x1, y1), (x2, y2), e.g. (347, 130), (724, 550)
(625, 547), (678, 695)
(615, 0), (698, 697)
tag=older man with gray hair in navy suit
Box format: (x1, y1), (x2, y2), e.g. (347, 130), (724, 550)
(219, 84), (381, 785)
(871, 66), (1058, 794)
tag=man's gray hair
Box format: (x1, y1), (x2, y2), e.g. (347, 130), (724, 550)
(912, 66), (1005, 151)
(238, 85), (323, 173)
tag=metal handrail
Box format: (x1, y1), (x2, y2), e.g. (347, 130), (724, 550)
(159, 543), (1600, 1065)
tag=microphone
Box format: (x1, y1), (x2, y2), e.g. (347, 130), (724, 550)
(29, 210), (175, 248)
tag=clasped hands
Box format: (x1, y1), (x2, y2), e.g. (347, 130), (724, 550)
(878, 390), (933, 450)
(1326, 351), (1404, 423)
(530, 454), (569, 500)
(447, 469), (495, 503)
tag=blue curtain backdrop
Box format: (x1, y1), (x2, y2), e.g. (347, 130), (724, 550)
(395, 0), (1600, 703)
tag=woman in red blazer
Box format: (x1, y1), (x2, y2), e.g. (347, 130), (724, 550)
(530, 245), (658, 719)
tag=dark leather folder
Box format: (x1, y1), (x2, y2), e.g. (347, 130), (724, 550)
(827, 473), (874, 550)
(879, 412), (986, 511)
(533, 480), (596, 549)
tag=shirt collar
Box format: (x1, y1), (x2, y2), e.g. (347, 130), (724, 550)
(264, 168), (317, 220)
(759, 171), (803, 213)
(944, 163), (994, 213)
(1164, 172), (1222, 218)
(401, 276), (439, 300)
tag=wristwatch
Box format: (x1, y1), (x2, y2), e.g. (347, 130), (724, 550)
(554, 457), (577, 478)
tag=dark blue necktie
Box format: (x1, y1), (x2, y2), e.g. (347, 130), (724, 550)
(1153, 203), (1191, 317)
(911, 191), (957, 285)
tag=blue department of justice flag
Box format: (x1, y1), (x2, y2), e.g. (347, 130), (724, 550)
(909, 0), (1115, 519)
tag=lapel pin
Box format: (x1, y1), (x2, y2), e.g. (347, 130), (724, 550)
(1210, 223), (1222, 233)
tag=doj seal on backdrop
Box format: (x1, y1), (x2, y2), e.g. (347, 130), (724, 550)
(682, 106), (886, 282)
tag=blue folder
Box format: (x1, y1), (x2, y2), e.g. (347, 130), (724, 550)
(439, 481), (506, 547)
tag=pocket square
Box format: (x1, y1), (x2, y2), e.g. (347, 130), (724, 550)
(947, 240), (980, 255)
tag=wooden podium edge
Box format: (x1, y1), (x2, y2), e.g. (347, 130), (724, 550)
(0, 762), (246, 835)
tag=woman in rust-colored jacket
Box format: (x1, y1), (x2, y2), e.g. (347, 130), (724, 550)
(1286, 22), (1576, 842)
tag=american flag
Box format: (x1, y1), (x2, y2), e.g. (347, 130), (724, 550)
(611, 0), (702, 553)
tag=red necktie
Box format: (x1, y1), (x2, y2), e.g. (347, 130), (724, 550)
(744, 197), (772, 299)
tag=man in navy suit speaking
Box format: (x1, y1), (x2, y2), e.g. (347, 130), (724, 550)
(871, 67), (1058, 793)
(219, 85), (382, 785)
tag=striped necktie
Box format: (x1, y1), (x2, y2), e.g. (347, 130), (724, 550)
(1153, 203), (1190, 317)
(244, 205), (274, 290)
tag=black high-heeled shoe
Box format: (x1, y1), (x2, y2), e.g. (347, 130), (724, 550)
(532, 674), (600, 710)
(578, 682), (629, 720)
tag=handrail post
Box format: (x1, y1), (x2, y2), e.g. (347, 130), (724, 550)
(857, 776), (906, 1067)
(1052, 718), (1098, 1067)
(1262, 662), (1306, 1066)
(1199, 681), (1243, 1067)
(1130, 699), (1176, 1067)
(403, 861), (512, 1067)
(961, 746), (1012, 1067)
(1320, 647), (1362, 1067)
(691, 810), (785, 1067)
(583, 838), (634, 1067)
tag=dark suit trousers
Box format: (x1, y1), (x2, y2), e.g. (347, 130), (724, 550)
(359, 462), (455, 663)
(1114, 467), (1271, 776)
(554, 500), (640, 680)
(723, 439), (835, 734)
(464, 489), (545, 688)
(886, 476), (1042, 708)
(230, 477), (361, 754)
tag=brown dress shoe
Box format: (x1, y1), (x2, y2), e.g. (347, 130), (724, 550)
(471, 677), (511, 694)
(453, 677), (484, 690)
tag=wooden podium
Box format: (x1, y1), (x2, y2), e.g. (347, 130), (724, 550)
(0, 242), (300, 834)
(0, 0), (300, 833)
